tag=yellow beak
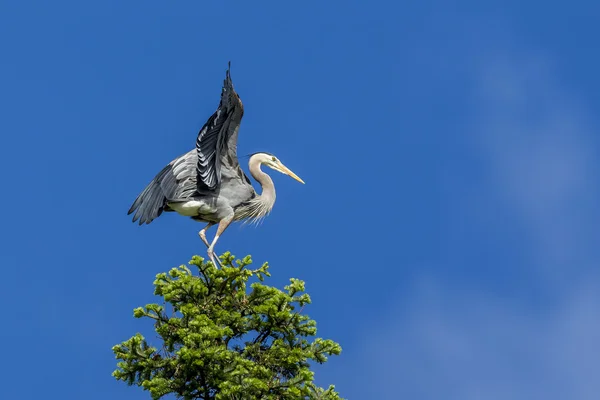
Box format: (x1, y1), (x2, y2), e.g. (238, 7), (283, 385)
(277, 163), (305, 184)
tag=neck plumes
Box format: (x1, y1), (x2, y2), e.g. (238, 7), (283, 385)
(241, 155), (276, 224)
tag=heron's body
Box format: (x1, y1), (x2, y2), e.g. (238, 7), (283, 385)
(128, 64), (303, 265)
(136, 149), (258, 224)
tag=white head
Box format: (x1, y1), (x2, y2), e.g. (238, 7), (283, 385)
(249, 152), (305, 184)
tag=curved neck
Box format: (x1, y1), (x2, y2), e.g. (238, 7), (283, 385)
(249, 155), (276, 205)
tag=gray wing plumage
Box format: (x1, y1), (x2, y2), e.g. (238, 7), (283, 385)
(128, 64), (250, 225)
(196, 64), (244, 191)
(127, 150), (198, 225)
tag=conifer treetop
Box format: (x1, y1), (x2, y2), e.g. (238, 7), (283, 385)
(112, 252), (342, 400)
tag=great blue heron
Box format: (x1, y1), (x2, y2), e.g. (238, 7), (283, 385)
(128, 64), (304, 266)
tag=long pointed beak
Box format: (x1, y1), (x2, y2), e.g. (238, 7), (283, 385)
(277, 163), (305, 184)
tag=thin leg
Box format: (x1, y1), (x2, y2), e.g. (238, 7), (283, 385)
(207, 214), (234, 268)
(198, 222), (215, 248)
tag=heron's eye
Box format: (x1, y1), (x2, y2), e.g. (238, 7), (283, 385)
(271, 156), (276, 162)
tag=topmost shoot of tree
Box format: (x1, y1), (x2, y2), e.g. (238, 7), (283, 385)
(112, 252), (343, 400)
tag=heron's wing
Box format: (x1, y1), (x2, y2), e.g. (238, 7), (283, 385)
(195, 64), (244, 191)
(128, 150), (198, 225)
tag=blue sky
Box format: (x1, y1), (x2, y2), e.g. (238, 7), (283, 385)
(1, 1), (599, 399)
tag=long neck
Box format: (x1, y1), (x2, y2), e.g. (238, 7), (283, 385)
(249, 155), (276, 209)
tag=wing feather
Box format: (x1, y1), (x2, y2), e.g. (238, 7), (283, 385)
(127, 151), (197, 225)
(128, 64), (246, 224)
(195, 63), (244, 191)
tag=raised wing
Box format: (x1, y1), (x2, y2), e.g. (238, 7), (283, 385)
(196, 63), (244, 191)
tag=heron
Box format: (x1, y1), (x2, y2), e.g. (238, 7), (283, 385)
(127, 64), (305, 267)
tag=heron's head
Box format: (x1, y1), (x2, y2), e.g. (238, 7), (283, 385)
(250, 152), (305, 184)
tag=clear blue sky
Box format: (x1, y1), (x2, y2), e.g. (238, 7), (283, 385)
(1, 1), (600, 399)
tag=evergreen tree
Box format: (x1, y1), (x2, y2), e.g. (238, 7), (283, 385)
(112, 253), (342, 400)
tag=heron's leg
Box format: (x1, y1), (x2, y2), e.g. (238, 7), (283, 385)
(207, 214), (234, 268)
(198, 222), (215, 248)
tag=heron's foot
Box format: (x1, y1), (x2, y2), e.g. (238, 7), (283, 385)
(207, 247), (223, 268)
(207, 246), (215, 264)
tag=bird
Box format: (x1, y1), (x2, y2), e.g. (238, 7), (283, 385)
(127, 63), (305, 267)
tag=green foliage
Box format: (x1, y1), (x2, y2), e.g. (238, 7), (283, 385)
(112, 253), (342, 400)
